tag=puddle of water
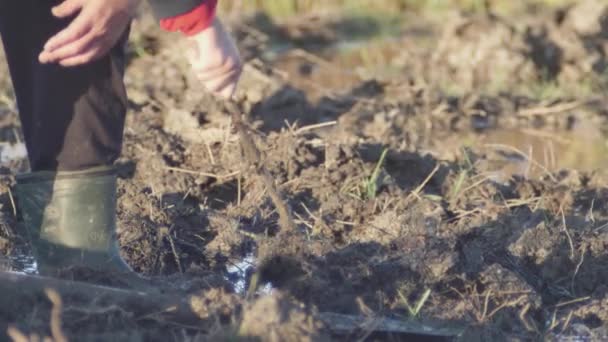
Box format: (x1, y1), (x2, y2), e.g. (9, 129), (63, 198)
(454, 122), (608, 180)
(270, 37), (405, 101)
(323, 38), (407, 79)
(0, 142), (27, 164)
(226, 253), (274, 296)
(226, 253), (255, 294)
(9, 250), (274, 296)
(8, 253), (37, 274)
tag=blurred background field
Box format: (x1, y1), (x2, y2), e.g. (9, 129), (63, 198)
(215, 0), (607, 100)
(219, 0), (578, 18)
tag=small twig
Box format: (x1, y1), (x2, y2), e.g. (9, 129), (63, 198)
(301, 202), (320, 223)
(45, 288), (68, 342)
(548, 309), (559, 331)
(293, 213), (314, 240)
(164, 167), (240, 181)
(7, 187), (17, 218)
(336, 219), (356, 226)
(163, 226), (183, 274)
(6, 327), (29, 342)
(480, 290), (492, 322)
(449, 208), (483, 221)
(518, 303), (536, 332)
(181, 188), (192, 202)
(517, 100), (587, 117)
(571, 244), (587, 294)
(486, 296), (527, 321)
(504, 197), (541, 208)
(283, 120), (297, 135)
(456, 175), (489, 198)
(561, 310), (574, 334)
(560, 208), (575, 260)
(587, 198), (596, 223)
(204, 140), (216, 165)
(227, 102), (296, 232)
(295, 121), (337, 135)
(593, 221), (608, 232)
(484, 143), (557, 181)
(293, 213), (314, 230)
(405, 164), (440, 203)
(554, 296), (591, 309)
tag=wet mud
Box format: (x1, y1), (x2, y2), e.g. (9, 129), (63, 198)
(1, 1), (608, 341)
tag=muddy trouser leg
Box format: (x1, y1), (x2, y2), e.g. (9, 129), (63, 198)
(0, 0), (128, 172)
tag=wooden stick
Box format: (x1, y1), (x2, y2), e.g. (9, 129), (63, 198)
(226, 102), (296, 232)
(0, 272), (199, 325)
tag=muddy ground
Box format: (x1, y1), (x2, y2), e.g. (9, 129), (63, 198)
(1, 1), (608, 341)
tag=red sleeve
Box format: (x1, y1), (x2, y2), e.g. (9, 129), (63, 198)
(159, 0), (218, 36)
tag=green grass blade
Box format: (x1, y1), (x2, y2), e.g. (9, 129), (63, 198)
(366, 148), (389, 199)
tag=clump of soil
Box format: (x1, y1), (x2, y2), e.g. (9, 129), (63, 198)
(430, 0), (608, 92)
(237, 291), (328, 342)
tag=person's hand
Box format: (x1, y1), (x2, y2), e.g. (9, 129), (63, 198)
(39, 0), (139, 67)
(185, 18), (242, 99)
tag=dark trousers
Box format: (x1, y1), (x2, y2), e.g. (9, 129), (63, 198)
(0, 0), (128, 172)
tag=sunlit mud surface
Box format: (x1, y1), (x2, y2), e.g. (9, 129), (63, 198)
(1, 1), (608, 340)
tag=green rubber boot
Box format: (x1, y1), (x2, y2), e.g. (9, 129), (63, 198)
(14, 166), (150, 289)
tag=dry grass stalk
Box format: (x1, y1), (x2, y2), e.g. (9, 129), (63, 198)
(6, 289), (68, 342)
(405, 164), (440, 203)
(45, 289), (68, 342)
(164, 167), (240, 181)
(484, 143), (557, 182)
(517, 100), (587, 117)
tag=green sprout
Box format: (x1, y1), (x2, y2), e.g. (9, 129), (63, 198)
(399, 288), (432, 318)
(365, 148), (389, 199)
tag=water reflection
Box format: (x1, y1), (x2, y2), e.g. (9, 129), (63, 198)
(466, 123), (608, 180)
(7, 253), (37, 274)
(226, 253), (274, 296)
(0, 142), (26, 164)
